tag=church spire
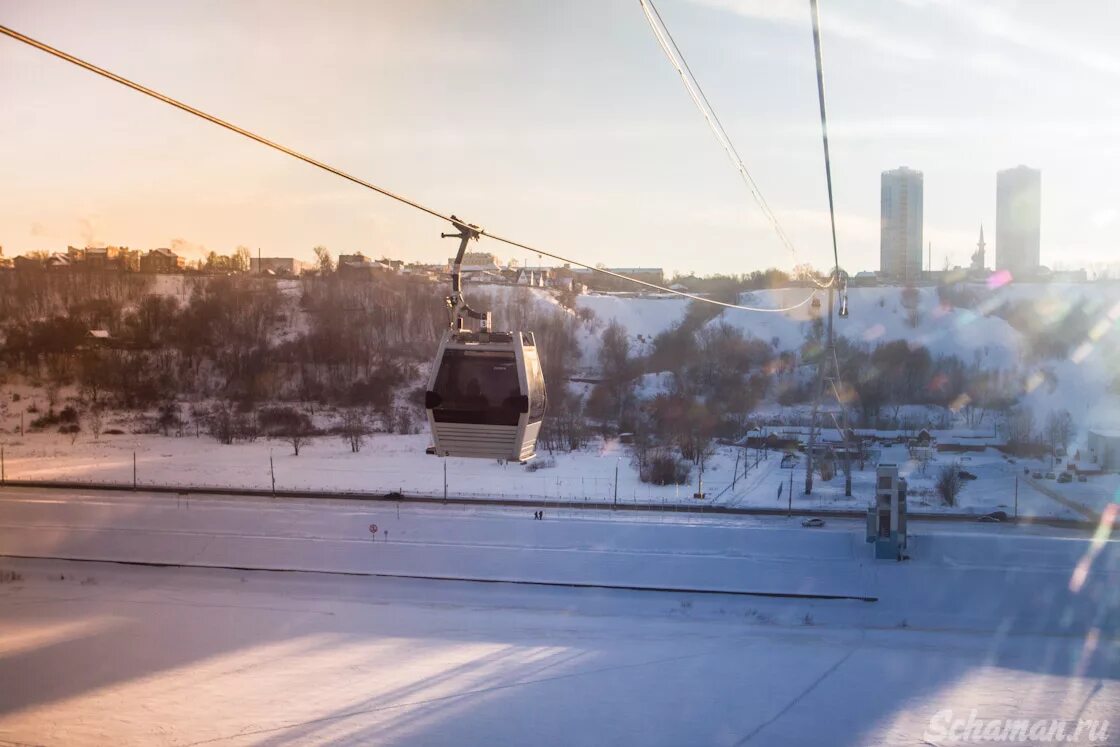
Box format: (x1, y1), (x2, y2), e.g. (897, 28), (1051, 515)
(971, 224), (986, 271)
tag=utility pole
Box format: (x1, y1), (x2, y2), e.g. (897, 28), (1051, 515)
(805, 283), (832, 494)
(613, 458), (620, 508)
(788, 466), (793, 517)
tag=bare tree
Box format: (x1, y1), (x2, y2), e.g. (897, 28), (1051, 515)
(313, 245), (334, 274)
(287, 429), (312, 456)
(286, 414), (315, 456)
(1044, 409), (1073, 455)
(233, 245), (252, 273)
(936, 462), (962, 507)
(339, 409), (368, 453)
(88, 407), (104, 441)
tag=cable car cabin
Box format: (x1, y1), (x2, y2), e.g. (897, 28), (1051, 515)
(425, 330), (546, 461)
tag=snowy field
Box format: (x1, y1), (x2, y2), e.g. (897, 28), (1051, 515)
(0, 488), (1117, 746)
(2, 428), (1115, 522)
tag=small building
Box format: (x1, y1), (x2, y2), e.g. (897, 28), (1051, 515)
(46, 253), (72, 270)
(1087, 430), (1120, 471)
(67, 245), (137, 271)
(140, 248), (185, 273)
(337, 253), (390, 279)
(250, 257), (304, 275)
(447, 252), (501, 273)
(570, 266), (665, 293)
(13, 254), (44, 271)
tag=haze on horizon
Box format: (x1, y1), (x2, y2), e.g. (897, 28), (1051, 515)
(1, 0), (1118, 276)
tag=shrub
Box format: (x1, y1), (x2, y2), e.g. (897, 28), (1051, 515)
(30, 410), (62, 431)
(258, 405), (308, 437)
(525, 457), (556, 472)
(936, 463), (962, 507)
(641, 452), (691, 485)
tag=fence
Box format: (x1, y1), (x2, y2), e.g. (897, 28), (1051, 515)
(0, 442), (1105, 528)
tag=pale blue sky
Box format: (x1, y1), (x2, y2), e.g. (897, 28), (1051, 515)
(1, 0), (1117, 274)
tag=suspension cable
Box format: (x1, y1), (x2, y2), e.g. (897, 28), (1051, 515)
(638, 0), (834, 289)
(0, 22), (818, 314)
(809, 0), (841, 280)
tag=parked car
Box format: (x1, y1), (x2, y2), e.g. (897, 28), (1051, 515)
(1057, 472), (1072, 484)
(1078, 474), (1088, 483)
(1045, 472), (1056, 480)
(1032, 471), (1043, 479)
(801, 517), (825, 528)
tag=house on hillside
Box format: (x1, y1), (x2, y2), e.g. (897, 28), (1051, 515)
(570, 267), (665, 292)
(337, 253), (391, 279)
(250, 257), (304, 275)
(68, 245), (138, 271)
(13, 255), (44, 271)
(447, 252), (501, 273)
(85, 329), (112, 347)
(46, 253), (72, 270)
(140, 248), (185, 273)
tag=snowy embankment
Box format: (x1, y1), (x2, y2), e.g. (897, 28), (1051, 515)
(577, 283), (1120, 432)
(3, 430), (1111, 520)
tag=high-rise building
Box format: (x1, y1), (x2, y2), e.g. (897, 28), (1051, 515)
(996, 165), (1041, 277)
(880, 167), (923, 281)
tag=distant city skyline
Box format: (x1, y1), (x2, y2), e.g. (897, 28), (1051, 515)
(1, 1), (1119, 275)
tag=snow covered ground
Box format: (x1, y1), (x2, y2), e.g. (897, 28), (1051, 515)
(0, 488), (1116, 746)
(3, 429), (1114, 521)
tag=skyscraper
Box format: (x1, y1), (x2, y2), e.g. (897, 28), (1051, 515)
(996, 165), (1041, 277)
(880, 167), (923, 281)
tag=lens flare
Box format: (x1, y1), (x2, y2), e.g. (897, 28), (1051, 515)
(987, 270), (1012, 289)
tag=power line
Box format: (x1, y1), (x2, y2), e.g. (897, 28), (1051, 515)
(638, 0), (834, 289)
(0, 22), (817, 315)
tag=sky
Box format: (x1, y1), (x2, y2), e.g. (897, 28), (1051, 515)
(1, 0), (1118, 276)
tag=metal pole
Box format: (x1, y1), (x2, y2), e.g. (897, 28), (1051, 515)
(443, 461), (448, 503)
(1014, 476), (1018, 519)
(270, 452), (275, 497)
(805, 289), (831, 496)
(613, 458), (619, 508)
(132, 451), (137, 490)
(732, 450), (740, 490)
(788, 467), (793, 517)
